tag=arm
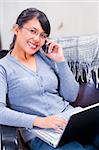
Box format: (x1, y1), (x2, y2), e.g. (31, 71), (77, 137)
(0, 64), (66, 132)
(55, 61), (79, 102)
(44, 39), (79, 102)
(0, 104), (36, 129)
(0, 65), (36, 129)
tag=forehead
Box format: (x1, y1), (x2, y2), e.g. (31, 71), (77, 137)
(24, 17), (44, 32)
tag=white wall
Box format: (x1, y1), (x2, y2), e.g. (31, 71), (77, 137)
(98, 2), (99, 34)
(0, 0), (99, 49)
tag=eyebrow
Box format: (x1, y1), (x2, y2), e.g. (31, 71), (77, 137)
(31, 26), (45, 33)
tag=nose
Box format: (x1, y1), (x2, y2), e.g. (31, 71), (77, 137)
(32, 33), (41, 42)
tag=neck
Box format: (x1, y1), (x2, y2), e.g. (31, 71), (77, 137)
(11, 48), (33, 61)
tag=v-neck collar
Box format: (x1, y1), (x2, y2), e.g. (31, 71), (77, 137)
(7, 51), (39, 75)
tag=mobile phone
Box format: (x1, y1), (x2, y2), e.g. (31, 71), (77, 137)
(42, 41), (49, 53)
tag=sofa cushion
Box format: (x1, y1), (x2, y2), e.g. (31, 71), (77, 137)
(71, 83), (99, 108)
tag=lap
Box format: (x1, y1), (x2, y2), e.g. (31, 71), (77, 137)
(19, 126), (99, 149)
(92, 134), (99, 149)
(27, 137), (97, 150)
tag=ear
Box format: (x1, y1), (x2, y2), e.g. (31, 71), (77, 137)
(12, 24), (19, 35)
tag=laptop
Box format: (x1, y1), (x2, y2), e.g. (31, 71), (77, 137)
(32, 103), (99, 148)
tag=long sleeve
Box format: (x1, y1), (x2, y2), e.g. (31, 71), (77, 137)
(38, 51), (79, 102)
(55, 61), (79, 102)
(0, 64), (37, 129)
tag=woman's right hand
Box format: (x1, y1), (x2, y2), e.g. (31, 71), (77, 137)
(33, 115), (67, 133)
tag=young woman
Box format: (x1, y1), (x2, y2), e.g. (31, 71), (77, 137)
(0, 8), (98, 150)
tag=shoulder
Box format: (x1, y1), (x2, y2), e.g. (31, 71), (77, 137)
(0, 50), (10, 69)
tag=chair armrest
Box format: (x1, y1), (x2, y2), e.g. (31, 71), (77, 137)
(0, 126), (2, 150)
(0, 125), (18, 150)
(0, 136), (1, 150)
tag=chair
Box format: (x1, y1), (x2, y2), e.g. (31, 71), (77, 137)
(0, 50), (9, 58)
(71, 82), (99, 108)
(0, 125), (18, 150)
(0, 126), (2, 150)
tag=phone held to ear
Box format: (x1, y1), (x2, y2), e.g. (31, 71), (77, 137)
(42, 41), (49, 53)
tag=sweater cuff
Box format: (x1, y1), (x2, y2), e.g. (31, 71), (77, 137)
(21, 113), (37, 129)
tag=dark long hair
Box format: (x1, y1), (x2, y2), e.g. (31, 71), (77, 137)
(10, 8), (51, 49)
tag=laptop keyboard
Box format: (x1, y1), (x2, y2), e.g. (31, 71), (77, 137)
(35, 128), (61, 141)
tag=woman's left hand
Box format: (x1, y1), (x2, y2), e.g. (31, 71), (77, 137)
(44, 39), (65, 62)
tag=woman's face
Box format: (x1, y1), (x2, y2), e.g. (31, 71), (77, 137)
(14, 17), (47, 55)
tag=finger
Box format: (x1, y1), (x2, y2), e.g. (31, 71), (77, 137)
(46, 40), (59, 51)
(54, 125), (64, 133)
(55, 117), (67, 125)
(49, 43), (59, 52)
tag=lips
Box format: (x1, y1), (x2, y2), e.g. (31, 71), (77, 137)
(27, 41), (37, 49)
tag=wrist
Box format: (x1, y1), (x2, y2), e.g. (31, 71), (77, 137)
(55, 56), (65, 62)
(33, 117), (40, 127)
(33, 117), (44, 127)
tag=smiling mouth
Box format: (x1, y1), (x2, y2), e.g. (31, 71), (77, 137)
(28, 42), (37, 49)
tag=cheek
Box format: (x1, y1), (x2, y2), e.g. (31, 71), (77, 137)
(18, 31), (28, 41)
(16, 36), (26, 50)
(17, 32), (24, 42)
(19, 34), (28, 46)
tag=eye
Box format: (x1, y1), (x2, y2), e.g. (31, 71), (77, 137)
(40, 33), (48, 39)
(29, 29), (37, 34)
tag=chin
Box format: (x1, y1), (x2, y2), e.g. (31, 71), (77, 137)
(28, 49), (38, 55)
